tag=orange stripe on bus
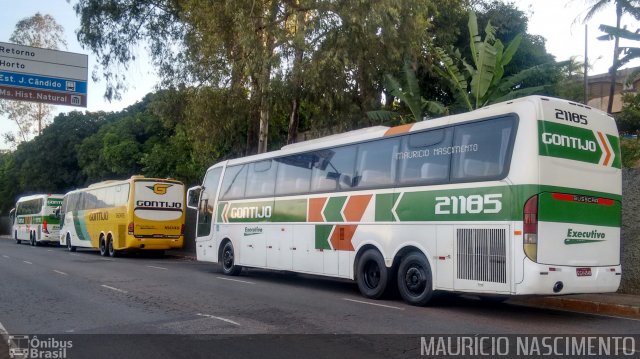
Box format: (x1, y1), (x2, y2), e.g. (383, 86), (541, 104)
(343, 194), (372, 222)
(597, 131), (612, 166)
(384, 123), (413, 136)
(308, 197), (327, 222)
(330, 225), (357, 251)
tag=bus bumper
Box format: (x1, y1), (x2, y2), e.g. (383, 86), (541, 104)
(129, 237), (184, 250)
(515, 259), (621, 295)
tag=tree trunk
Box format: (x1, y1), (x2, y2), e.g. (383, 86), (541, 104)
(606, 3), (623, 114)
(256, 0), (279, 154)
(287, 6), (305, 145)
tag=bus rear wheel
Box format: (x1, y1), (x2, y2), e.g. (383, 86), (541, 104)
(356, 249), (389, 299)
(397, 252), (433, 306)
(107, 238), (118, 257)
(99, 238), (108, 256)
(66, 234), (76, 252)
(221, 241), (241, 276)
(30, 232), (36, 246)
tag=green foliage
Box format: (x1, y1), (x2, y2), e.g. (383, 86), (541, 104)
(367, 61), (446, 124)
(617, 93), (640, 134)
(433, 10), (525, 110)
(621, 138), (640, 168)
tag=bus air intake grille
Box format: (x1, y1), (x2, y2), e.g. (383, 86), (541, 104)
(456, 228), (507, 283)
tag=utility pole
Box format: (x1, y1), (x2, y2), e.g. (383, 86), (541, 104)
(584, 24), (589, 105)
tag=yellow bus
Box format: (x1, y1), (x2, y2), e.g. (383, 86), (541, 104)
(59, 176), (186, 256)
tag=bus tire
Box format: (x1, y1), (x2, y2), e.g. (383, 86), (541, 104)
(15, 231), (20, 244)
(66, 234), (76, 252)
(356, 249), (389, 299)
(221, 241), (242, 276)
(99, 237), (108, 257)
(30, 232), (35, 246)
(107, 238), (118, 257)
(397, 252), (433, 306)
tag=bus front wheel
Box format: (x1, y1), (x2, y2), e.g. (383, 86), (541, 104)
(397, 252), (433, 306)
(15, 231), (20, 244)
(66, 234), (76, 252)
(356, 249), (389, 299)
(221, 241), (242, 276)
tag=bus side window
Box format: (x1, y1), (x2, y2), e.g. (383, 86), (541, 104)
(311, 145), (357, 192)
(355, 137), (399, 188)
(398, 128), (453, 186)
(220, 165), (248, 200)
(450, 117), (516, 182)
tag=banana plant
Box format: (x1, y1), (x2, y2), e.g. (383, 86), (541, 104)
(432, 10), (531, 110)
(367, 60), (445, 124)
(598, 24), (640, 85)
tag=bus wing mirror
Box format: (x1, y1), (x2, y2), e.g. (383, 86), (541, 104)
(53, 206), (61, 219)
(187, 186), (202, 210)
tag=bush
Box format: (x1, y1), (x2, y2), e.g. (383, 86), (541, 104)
(621, 138), (640, 168)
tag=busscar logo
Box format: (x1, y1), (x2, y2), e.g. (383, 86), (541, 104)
(146, 183), (172, 195)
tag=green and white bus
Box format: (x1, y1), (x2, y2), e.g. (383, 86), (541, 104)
(11, 194), (64, 246)
(187, 95), (621, 306)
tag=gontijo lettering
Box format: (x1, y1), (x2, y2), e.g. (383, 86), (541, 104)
(541, 132), (597, 152)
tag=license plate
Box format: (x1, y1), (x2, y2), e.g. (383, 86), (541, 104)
(576, 268), (592, 277)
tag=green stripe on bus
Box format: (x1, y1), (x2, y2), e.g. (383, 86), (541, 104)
(607, 134), (622, 168)
(375, 193), (398, 222)
(323, 196), (347, 222)
(272, 199), (307, 222)
(73, 211), (91, 241)
(538, 121), (621, 168)
(538, 192), (620, 227)
(315, 225), (333, 250)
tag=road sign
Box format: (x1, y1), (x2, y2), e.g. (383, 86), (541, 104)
(0, 71), (87, 94)
(0, 85), (86, 107)
(0, 42), (88, 107)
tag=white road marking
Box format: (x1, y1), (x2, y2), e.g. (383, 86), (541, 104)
(53, 270), (68, 276)
(196, 313), (240, 326)
(342, 298), (404, 310)
(2, 255), (9, 258)
(0, 320), (8, 336)
(216, 276), (255, 285)
(23, 261), (32, 265)
(69, 253), (79, 256)
(101, 284), (128, 294)
(47, 249), (53, 252)
(147, 265), (168, 270)
(101, 258), (113, 261)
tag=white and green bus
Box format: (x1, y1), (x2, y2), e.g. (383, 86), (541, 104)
(11, 194), (64, 246)
(187, 95), (621, 306)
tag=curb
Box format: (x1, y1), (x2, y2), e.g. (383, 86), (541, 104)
(513, 296), (640, 319)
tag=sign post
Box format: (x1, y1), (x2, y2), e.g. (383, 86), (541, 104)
(0, 42), (88, 107)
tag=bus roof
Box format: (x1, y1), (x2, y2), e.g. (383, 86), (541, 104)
(207, 95), (613, 171)
(16, 193), (64, 203)
(66, 176), (184, 195)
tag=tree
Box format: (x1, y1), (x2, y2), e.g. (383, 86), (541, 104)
(579, 0), (640, 113)
(617, 92), (640, 134)
(0, 13), (67, 146)
(367, 60), (446, 124)
(432, 10), (520, 110)
(597, 24), (640, 86)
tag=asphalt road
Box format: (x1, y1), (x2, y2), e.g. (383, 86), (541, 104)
(1, 237), (639, 358)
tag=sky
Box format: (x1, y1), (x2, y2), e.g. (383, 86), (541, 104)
(0, 0), (639, 150)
